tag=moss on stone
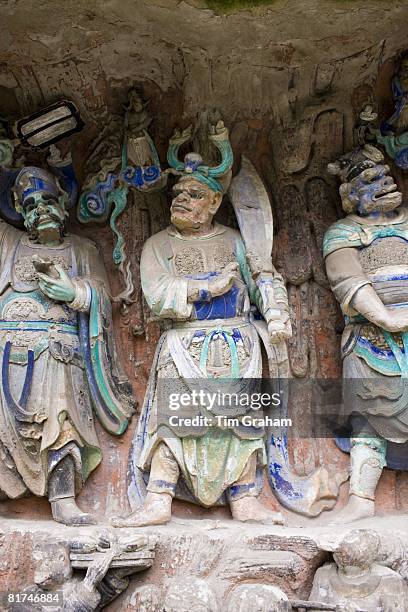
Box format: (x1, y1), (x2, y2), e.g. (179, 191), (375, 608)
(205, 0), (276, 13)
(205, 0), (379, 12)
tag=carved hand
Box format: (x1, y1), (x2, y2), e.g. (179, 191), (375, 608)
(246, 250), (273, 277)
(37, 264), (76, 303)
(83, 546), (117, 590)
(268, 313), (292, 344)
(381, 307), (408, 333)
(351, 285), (408, 332)
(169, 125), (192, 145)
(208, 262), (241, 297)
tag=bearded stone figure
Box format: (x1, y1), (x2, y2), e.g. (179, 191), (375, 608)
(113, 122), (292, 528)
(324, 144), (408, 522)
(0, 142), (133, 525)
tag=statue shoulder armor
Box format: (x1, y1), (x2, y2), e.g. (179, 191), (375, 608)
(323, 217), (360, 258)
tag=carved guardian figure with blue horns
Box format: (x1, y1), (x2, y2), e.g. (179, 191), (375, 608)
(113, 121), (293, 527)
(0, 139), (133, 525)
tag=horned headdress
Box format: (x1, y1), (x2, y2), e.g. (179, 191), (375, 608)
(167, 121), (233, 193)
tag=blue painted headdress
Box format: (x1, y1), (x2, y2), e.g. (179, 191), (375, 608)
(0, 141), (78, 226)
(13, 167), (62, 212)
(167, 122), (233, 193)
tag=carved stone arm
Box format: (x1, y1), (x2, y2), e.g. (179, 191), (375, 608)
(325, 247), (372, 316)
(68, 278), (92, 312)
(326, 247), (408, 332)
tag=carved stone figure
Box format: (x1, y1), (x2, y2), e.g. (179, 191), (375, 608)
(11, 540), (116, 611)
(374, 54), (408, 169)
(324, 144), (408, 522)
(0, 140), (133, 525)
(113, 121), (291, 527)
(78, 89), (164, 303)
(310, 529), (408, 611)
(6, 530), (156, 611)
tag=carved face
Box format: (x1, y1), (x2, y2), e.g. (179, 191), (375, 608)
(33, 543), (72, 589)
(22, 192), (66, 243)
(170, 178), (222, 232)
(339, 164), (402, 215)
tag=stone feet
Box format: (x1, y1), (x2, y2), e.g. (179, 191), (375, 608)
(111, 492), (172, 528)
(328, 494), (375, 524)
(51, 497), (98, 525)
(230, 495), (285, 525)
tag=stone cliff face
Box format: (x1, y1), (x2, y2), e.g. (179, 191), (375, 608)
(1, 0), (407, 521)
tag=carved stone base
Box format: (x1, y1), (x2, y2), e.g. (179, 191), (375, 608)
(2, 515), (408, 610)
(114, 515), (408, 611)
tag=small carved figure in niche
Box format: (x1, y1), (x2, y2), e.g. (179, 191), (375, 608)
(310, 530), (408, 611)
(368, 53), (408, 169)
(113, 120), (291, 528)
(381, 54), (408, 135)
(324, 144), (408, 522)
(78, 89), (164, 303)
(0, 139), (133, 525)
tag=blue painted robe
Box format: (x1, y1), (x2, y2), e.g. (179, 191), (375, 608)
(0, 221), (133, 498)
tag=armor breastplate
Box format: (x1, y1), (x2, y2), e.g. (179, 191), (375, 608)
(171, 236), (249, 320)
(172, 240), (236, 276)
(11, 236), (74, 292)
(359, 236), (408, 273)
(359, 237), (408, 306)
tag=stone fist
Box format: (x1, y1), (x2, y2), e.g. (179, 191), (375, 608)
(268, 312), (292, 344)
(209, 262), (241, 297)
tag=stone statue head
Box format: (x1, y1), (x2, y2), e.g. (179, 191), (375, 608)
(333, 529), (380, 571)
(167, 119), (233, 233)
(13, 166), (68, 243)
(170, 176), (222, 232)
(328, 145), (402, 215)
(32, 542), (72, 589)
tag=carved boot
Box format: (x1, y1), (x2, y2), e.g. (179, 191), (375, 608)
(329, 439), (385, 524)
(49, 456), (97, 525)
(229, 453), (285, 525)
(111, 442), (178, 527)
